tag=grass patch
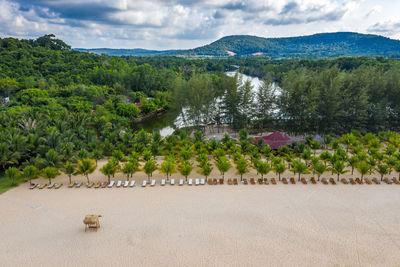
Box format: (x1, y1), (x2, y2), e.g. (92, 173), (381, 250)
(0, 177), (27, 194)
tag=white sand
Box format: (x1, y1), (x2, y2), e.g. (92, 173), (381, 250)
(1, 160), (400, 266)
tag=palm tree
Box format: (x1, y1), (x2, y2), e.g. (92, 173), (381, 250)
(112, 149), (125, 162)
(198, 160), (213, 180)
(144, 159), (157, 182)
(142, 150), (152, 162)
(100, 161), (119, 183)
(236, 157), (248, 181)
(42, 167), (59, 185)
(23, 165), (39, 185)
(62, 161), (75, 184)
(376, 164), (389, 181)
(215, 157), (232, 181)
(179, 160), (193, 182)
(314, 162), (326, 181)
(122, 160), (139, 181)
(347, 155), (359, 175)
(357, 161), (370, 180)
(274, 163), (286, 181)
(92, 149), (103, 165)
(160, 157), (176, 181)
(76, 158), (96, 184)
(5, 167), (19, 185)
(394, 161), (400, 179)
(0, 143), (18, 171)
(291, 159), (308, 181)
(332, 160), (348, 181)
(256, 160), (271, 179)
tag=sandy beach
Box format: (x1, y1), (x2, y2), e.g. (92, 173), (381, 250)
(1, 159), (400, 266)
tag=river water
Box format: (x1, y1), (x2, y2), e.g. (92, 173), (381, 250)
(136, 72), (267, 136)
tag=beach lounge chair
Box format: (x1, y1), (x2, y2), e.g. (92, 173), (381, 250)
(123, 181), (129, 187)
(321, 178), (328, 185)
(179, 179), (184, 186)
(349, 178), (356, 185)
(250, 178), (256, 184)
(195, 178), (200, 185)
(200, 178), (205, 185)
(258, 178), (263, 184)
(101, 182), (108, 188)
(188, 179), (193, 185)
(130, 180), (136, 187)
(142, 180), (147, 187)
(243, 178), (248, 185)
(219, 178), (224, 184)
(39, 183), (47, 189)
(170, 179), (175, 185)
(372, 178), (380, 184)
(161, 179), (166, 186)
(341, 178), (348, 184)
(208, 178), (213, 185)
(68, 182), (75, 188)
(116, 180), (122, 188)
(213, 179), (218, 185)
(107, 181), (115, 188)
(355, 178), (363, 184)
(264, 178), (269, 185)
(383, 178), (392, 184)
(271, 178), (277, 185)
(29, 183), (38, 189)
(87, 181), (94, 188)
(233, 178), (238, 185)
(151, 179), (156, 186)
(329, 178), (336, 185)
(94, 181), (101, 188)
(228, 178), (232, 185)
(311, 177), (317, 184)
(282, 178), (288, 184)
(301, 178), (307, 184)
(55, 183), (63, 189)
(47, 183), (55, 189)
(364, 178), (372, 184)
(392, 177), (400, 184)
(290, 178), (296, 184)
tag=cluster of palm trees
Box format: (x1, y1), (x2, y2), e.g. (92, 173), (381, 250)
(3, 130), (400, 188)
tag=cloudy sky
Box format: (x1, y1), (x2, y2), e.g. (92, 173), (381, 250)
(0, 0), (399, 49)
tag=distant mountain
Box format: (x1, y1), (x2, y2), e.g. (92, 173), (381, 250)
(75, 32), (400, 59)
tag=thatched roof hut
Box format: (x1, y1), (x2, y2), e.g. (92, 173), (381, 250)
(253, 131), (292, 149)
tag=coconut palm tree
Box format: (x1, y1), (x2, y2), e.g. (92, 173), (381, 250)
(332, 160), (348, 181)
(215, 157), (232, 181)
(5, 167), (19, 185)
(256, 160), (271, 179)
(91, 149), (103, 165)
(179, 160), (193, 182)
(347, 155), (359, 175)
(357, 161), (370, 180)
(314, 162), (326, 181)
(62, 161), (75, 184)
(23, 165), (39, 185)
(160, 157), (176, 181)
(42, 167), (59, 185)
(100, 161), (119, 183)
(274, 163), (286, 181)
(198, 160), (213, 180)
(144, 159), (157, 182)
(236, 157), (249, 181)
(76, 158), (96, 184)
(123, 160), (140, 180)
(394, 161), (400, 179)
(376, 164), (389, 181)
(291, 159), (308, 181)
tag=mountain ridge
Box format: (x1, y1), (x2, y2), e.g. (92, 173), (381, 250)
(75, 32), (400, 59)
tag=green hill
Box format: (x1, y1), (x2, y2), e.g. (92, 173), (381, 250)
(77, 32), (400, 59)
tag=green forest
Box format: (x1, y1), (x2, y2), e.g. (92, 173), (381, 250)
(1, 35), (400, 192)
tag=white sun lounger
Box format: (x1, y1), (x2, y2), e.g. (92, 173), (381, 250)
(179, 179), (184, 186)
(170, 179), (175, 185)
(188, 178), (193, 185)
(161, 179), (166, 186)
(200, 178), (205, 185)
(108, 181), (115, 188)
(195, 178), (200, 185)
(142, 180), (147, 187)
(130, 180), (136, 187)
(123, 181), (129, 187)
(151, 179), (156, 186)
(75, 182), (82, 188)
(116, 180), (122, 187)
(47, 183), (55, 189)
(29, 183), (38, 189)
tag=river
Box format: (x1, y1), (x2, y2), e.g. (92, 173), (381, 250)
(136, 72), (268, 136)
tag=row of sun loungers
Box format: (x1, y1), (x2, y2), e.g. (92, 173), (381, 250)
(30, 176), (400, 189)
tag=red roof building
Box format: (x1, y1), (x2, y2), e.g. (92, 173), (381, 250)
(253, 131), (292, 149)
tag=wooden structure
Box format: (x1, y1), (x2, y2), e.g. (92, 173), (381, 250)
(83, 215), (102, 232)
